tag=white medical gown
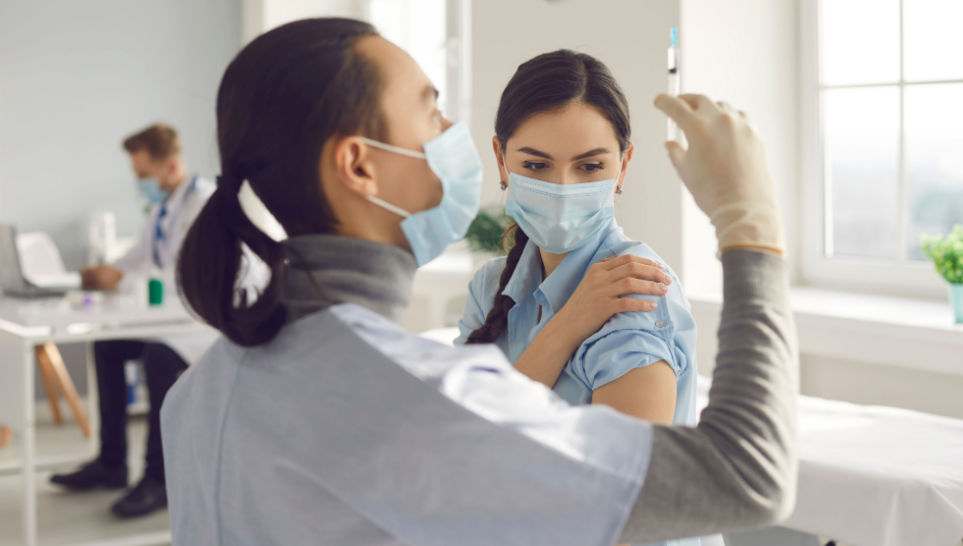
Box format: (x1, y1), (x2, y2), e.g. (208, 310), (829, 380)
(161, 302), (654, 546)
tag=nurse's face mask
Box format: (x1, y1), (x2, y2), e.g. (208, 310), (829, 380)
(360, 121), (483, 266)
(503, 158), (623, 255)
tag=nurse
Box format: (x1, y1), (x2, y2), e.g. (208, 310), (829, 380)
(162, 17), (796, 546)
(456, 47), (713, 546)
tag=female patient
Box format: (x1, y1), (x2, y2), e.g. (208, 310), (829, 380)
(456, 50), (716, 546)
(458, 51), (698, 428)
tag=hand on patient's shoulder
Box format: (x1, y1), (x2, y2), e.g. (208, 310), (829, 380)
(553, 254), (672, 344)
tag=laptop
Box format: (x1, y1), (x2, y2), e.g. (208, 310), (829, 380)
(0, 224), (80, 298)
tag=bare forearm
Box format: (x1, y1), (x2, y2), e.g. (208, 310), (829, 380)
(513, 314), (581, 388)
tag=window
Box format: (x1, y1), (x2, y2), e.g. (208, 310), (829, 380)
(800, 0), (963, 295)
(250, 0), (471, 122)
(369, 0), (471, 123)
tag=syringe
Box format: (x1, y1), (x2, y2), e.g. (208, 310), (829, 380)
(667, 26), (682, 143)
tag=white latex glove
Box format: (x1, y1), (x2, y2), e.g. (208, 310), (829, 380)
(654, 94), (785, 257)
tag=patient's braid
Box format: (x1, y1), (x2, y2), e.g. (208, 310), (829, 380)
(465, 224), (528, 344)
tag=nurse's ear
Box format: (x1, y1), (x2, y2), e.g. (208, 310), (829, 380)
(492, 136), (508, 189)
(328, 136), (379, 198)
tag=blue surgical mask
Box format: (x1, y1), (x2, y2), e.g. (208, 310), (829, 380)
(504, 167), (618, 254)
(137, 177), (170, 205)
(360, 121), (483, 266)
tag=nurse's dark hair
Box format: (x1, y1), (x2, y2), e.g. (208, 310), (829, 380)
(177, 18), (384, 347)
(465, 49), (630, 345)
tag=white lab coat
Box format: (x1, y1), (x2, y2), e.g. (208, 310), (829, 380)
(161, 303), (655, 545)
(113, 174), (217, 363)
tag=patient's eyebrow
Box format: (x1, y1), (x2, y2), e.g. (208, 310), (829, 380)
(516, 147), (614, 161)
(517, 147), (552, 160)
(571, 148), (611, 160)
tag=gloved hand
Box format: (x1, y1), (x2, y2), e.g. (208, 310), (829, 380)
(654, 93), (786, 257)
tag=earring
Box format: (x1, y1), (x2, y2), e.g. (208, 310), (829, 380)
(500, 181), (508, 190)
(616, 185), (623, 195)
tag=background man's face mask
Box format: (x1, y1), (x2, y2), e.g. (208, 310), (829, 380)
(137, 177), (170, 204)
(361, 121), (483, 266)
(503, 162), (621, 254)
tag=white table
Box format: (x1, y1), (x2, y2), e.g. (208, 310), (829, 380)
(422, 327), (963, 546)
(0, 293), (213, 546)
(694, 376), (963, 546)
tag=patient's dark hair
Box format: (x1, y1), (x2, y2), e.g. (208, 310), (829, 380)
(177, 18), (383, 347)
(465, 49), (631, 345)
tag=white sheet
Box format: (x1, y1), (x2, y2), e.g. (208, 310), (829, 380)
(696, 376), (963, 546)
(423, 327), (963, 545)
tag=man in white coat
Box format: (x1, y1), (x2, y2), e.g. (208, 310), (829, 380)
(50, 124), (216, 518)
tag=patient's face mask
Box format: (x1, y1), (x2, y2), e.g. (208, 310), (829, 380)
(503, 162), (620, 254)
(360, 121), (483, 266)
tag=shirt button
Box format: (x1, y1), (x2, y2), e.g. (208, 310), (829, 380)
(655, 320), (668, 329)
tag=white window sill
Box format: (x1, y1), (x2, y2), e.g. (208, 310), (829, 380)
(687, 287), (963, 377)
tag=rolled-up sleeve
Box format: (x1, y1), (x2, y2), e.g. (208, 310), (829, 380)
(571, 275), (696, 390)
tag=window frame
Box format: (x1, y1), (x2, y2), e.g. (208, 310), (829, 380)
(366, 0), (471, 124)
(443, 0), (472, 125)
(799, 0), (962, 298)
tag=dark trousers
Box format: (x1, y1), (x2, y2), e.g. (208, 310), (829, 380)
(93, 340), (187, 481)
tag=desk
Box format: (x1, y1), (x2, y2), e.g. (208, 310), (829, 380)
(0, 294), (214, 546)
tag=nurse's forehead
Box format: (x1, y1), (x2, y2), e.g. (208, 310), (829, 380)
(356, 35), (434, 110)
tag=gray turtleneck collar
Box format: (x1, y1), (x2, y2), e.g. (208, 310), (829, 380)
(278, 234), (416, 323)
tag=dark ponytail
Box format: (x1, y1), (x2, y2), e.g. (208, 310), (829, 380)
(465, 49), (631, 345)
(177, 18), (383, 347)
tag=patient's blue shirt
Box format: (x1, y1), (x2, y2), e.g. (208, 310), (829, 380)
(455, 219), (699, 428)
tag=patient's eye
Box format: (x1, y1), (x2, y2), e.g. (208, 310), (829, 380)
(522, 161), (548, 172)
(579, 162), (604, 173)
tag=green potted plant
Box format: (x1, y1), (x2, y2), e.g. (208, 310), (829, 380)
(464, 206), (513, 256)
(920, 224), (963, 324)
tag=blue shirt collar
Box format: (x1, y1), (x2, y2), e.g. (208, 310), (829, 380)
(501, 219), (619, 314)
(502, 239), (541, 304)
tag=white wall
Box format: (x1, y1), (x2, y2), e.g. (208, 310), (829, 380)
(678, 0), (800, 371)
(241, 0), (371, 43)
(801, 354), (963, 419)
(691, 299), (963, 419)
(0, 0), (241, 269)
(470, 0), (684, 270)
(679, 0), (802, 295)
